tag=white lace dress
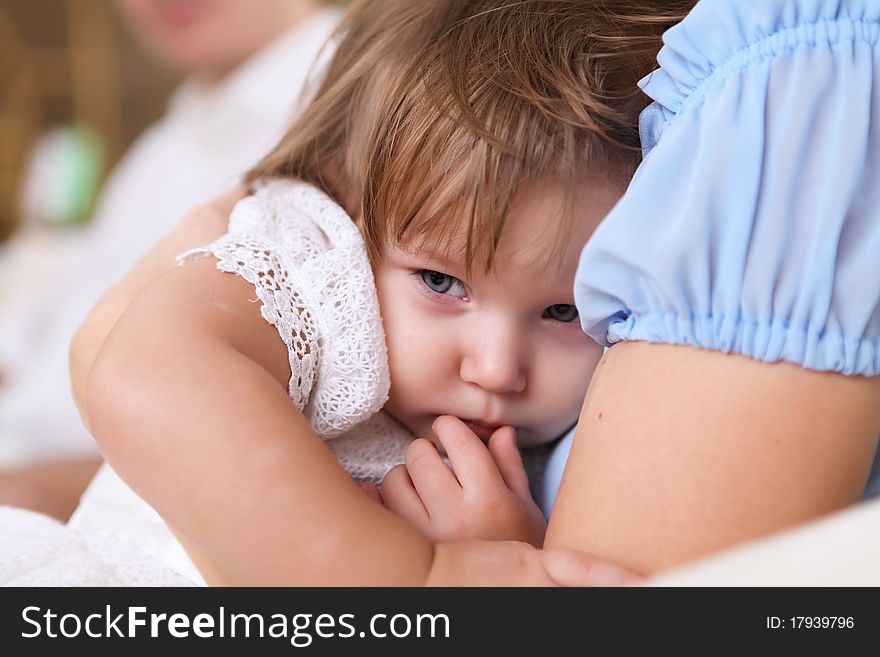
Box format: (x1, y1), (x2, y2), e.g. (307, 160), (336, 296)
(178, 178), (416, 481)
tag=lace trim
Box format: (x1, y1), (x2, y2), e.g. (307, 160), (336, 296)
(179, 235), (319, 410)
(177, 180), (392, 441)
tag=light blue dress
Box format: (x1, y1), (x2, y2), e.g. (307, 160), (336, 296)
(540, 0), (880, 516)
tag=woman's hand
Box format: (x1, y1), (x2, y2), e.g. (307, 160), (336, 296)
(426, 540), (643, 586)
(380, 416), (547, 547)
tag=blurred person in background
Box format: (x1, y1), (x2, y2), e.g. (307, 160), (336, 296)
(0, 0), (342, 520)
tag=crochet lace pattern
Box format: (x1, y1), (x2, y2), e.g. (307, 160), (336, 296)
(178, 179), (409, 483)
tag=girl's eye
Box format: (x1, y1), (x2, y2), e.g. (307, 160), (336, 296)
(417, 269), (467, 298)
(545, 304), (579, 323)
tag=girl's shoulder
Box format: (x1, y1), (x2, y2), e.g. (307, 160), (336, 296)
(228, 178), (361, 259)
(180, 178), (390, 439)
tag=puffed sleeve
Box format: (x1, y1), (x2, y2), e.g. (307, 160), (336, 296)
(576, 0), (880, 375)
(178, 180), (390, 438)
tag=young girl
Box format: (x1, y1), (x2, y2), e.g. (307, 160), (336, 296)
(76, 0), (679, 585)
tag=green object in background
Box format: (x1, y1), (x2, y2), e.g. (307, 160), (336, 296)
(19, 122), (105, 228)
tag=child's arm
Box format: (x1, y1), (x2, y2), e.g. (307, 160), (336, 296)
(70, 189), (246, 432)
(380, 416), (547, 546)
(86, 255), (434, 585)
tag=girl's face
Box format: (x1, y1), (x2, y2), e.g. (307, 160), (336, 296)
(375, 178), (623, 448)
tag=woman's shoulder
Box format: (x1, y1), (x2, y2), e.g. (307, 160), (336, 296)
(640, 0), (880, 150)
(575, 0), (880, 377)
(651, 0), (880, 88)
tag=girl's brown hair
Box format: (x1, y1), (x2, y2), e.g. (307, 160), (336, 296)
(246, 0), (696, 271)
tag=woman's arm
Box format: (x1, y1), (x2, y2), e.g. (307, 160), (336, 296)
(545, 342), (880, 575)
(548, 1), (880, 577)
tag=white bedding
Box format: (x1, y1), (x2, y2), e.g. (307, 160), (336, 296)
(0, 506), (193, 586)
(4, 494), (879, 586)
(67, 463), (206, 585)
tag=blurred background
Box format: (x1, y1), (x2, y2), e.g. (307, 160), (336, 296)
(0, 0), (348, 519)
(1, 0), (180, 303)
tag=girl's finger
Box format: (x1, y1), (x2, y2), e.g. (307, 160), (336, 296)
(487, 426), (531, 499)
(432, 416), (504, 491)
(378, 464), (430, 528)
(404, 438), (460, 513)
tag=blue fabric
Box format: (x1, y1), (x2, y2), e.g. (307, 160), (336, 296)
(535, 426), (575, 519)
(575, 0), (880, 376)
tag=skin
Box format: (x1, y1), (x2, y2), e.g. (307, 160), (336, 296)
(380, 419), (549, 547)
(72, 187), (880, 584)
(0, 459), (102, 521)
(69, 193), (640, 587)
(545, 342), (880, 575)
(375, 180), (621, 544)
(70, 188), (246, 430)
(115, 0), (320, 81)
(377, 183), (614, 450)
(75, 176), (634, 585)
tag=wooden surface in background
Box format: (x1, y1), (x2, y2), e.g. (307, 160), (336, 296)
(0, 0), (181, 241)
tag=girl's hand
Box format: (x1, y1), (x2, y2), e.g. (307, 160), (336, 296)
(380, 416), (547, 546)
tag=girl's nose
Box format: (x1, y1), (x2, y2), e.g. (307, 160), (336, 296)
(459, 326), (527, 394)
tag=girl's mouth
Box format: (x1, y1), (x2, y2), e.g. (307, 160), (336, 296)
(461, 419), (502, 441)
